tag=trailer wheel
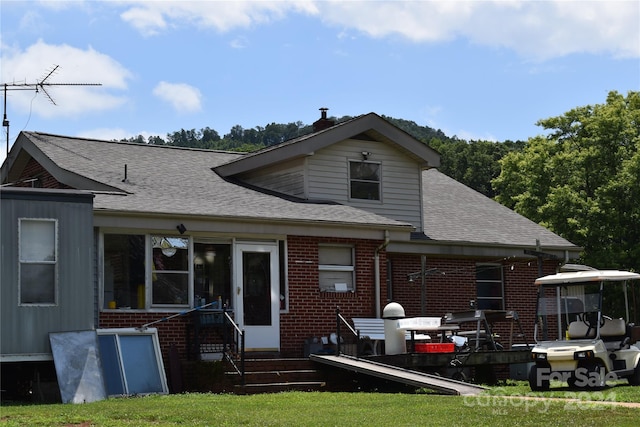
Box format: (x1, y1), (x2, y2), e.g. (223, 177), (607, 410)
(528, 365), (549, 391)
(628, 361), (640, 386)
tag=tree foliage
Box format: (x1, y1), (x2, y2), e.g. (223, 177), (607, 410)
(493, 91), (640, 271)
(430, 138), (524, 198)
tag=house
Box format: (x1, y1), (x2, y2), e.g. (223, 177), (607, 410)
(0, 111), (580, 384)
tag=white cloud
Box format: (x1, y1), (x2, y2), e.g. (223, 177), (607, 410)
(25, 1), (636, 61)
(315, 0), (639, 61)
(120, 6), (169, 37)
(118, 0), (318, 35)
(109, 1), (639, 60)
(1, 40), (132, 118)
(455, 129), (498, 143)
(152, 81), (203, 113)
(77, 127), (133, 142)
(230, 36), (250, 49)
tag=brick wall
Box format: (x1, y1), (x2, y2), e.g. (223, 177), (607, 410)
(389, 255), (561, 345)
(16, 157), (72, 189)
(280, 235), (385, 357)
(97, 247), (562, 360)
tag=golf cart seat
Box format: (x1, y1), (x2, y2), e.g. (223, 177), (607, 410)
(567, 321), (596, 339)
(600, 318), (630, 351)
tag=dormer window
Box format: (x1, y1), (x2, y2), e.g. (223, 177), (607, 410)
(349, 160), (381, 201)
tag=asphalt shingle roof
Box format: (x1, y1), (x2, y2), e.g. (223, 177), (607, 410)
(10, 131), (579, 251)
(21, 132), (411, 229)
(422, 168), (575, 248)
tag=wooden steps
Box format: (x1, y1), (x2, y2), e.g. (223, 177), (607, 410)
(228, 357), (327, 394)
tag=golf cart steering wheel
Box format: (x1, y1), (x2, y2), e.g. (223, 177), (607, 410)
(581, 312), (606, 329)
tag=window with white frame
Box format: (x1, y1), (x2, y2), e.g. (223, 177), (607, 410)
(103, 234), (189, 309)
(19, 219), (57, 304)
(476, 264), (504, 310)
(318, 245), (355, 292)
(349, 160), (381, 200)
(151, 236), (189, 306)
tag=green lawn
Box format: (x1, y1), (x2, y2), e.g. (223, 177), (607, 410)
(1, 382), (639, 427)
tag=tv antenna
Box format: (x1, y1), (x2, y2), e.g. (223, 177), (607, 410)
(2, 65), (102, 157)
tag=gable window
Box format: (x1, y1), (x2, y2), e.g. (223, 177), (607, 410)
(19, 219), (57, 304)
(349, 160), (380, 200)
(476, 264), (504, 310)
(319, 245), (355, 292)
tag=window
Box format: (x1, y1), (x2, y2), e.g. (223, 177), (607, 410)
(319, 245), (355, 292)
(349, 160), (380, 200)
(104, 234), (239, 310)
(103, 234), (146, 309)
(476, 264), (504, 310)
(97, 328), (168, 396)
(193, 242), (232, 308)
(19, 219), (57, 304)
(151, 236), (189, 306)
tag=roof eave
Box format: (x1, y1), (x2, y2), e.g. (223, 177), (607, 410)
(387, 238), (582, 260)
(93, 209), (414, 240)
(2, 132), (126, 193)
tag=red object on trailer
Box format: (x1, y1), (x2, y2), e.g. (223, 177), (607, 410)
(415, 343), (455, 353)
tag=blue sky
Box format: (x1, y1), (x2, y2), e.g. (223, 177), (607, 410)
(1, 1), (639, 164)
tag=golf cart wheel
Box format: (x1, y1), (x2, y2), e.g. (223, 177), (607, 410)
(628, 361), (640, 386)
(577, 360), (606, 390)
(528, 365), (550, 391)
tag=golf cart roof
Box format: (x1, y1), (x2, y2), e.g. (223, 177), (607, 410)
(535, 270), (640, 285)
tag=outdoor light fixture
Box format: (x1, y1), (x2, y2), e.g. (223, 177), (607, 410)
(176, 223), (187, 234)
(361, 151), (371, 160)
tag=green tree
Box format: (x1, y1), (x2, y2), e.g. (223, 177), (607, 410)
(493, 91), (640, 271)
(430, 138), (524, 197)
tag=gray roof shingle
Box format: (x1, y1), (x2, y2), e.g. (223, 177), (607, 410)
(19, 132), (411, 229)
(422, 168), (575, 248)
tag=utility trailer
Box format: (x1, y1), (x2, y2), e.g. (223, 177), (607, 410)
(336, 308), (533, 384)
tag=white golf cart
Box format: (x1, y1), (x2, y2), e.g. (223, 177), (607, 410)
(529, 269), (640, 391)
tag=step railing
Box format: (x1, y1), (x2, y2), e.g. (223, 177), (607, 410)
(335, 306), (360, 356)
(223, 310), (245, 386)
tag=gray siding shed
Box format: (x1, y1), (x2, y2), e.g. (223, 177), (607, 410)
(1, 187), (95, 361)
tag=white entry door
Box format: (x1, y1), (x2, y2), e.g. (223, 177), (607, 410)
(234, 243), (280, 351)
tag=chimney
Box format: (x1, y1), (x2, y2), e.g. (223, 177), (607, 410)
(312, 107), (335, 132)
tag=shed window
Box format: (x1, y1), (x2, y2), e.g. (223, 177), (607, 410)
(19, 219), (57, 304)
(349, 161), (380, 200)
(319, 245), (355, 292)
(476, 264), (504, 310)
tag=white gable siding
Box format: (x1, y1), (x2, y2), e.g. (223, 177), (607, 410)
(240, 157), (306, 197)
(307, 139), (423, 231)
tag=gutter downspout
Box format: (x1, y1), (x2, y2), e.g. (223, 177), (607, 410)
(374, 230), (390, 318)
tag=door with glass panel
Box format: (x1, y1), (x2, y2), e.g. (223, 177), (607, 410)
(234, 243), (280, 351)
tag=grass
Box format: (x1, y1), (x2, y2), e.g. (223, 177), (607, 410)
(1, 382), (639, 427)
